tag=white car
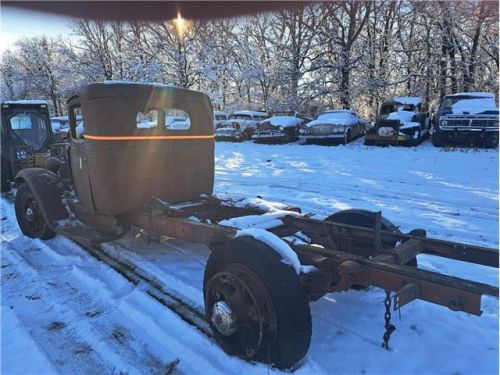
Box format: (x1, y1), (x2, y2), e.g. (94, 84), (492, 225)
(300, 110), (366, 144)
(215, 110), (269, 141)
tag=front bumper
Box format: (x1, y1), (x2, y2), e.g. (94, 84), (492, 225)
(252, 130), (287, 143)
(433, 127), (499, 141)
(214, 132), (243, 142)
(364, 132), (411, 144)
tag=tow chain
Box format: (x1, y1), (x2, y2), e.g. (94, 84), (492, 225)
(382, 290), (396, 350)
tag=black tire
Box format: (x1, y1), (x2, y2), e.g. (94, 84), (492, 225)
(241, 131), (250, 141)
(204, 236), (311, 370)
(344, 130), (351, 144)
(484, 134), (499, 149)
(15, 183), (56, 240)
(325, 209), (417, 267)
(1, 159), (12, 192)
(431, 133), (446, 147)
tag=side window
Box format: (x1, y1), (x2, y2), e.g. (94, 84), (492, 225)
(10, 114), (33, 129)
(69, 104), (85, 140)
(165, 109), (191, 130)
(136, 110), (160, 129)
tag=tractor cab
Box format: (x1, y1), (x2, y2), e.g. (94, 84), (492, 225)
(1, 100), (64, 191)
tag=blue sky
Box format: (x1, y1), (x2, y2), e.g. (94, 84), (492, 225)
(0, 6), (72, 52)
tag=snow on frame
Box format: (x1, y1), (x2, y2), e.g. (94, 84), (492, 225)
(235, 228), (306, 275)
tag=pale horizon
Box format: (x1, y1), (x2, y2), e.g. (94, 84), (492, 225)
(0, 6), (73, 52)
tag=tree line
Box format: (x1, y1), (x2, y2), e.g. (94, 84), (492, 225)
(1, 0), (498, 118)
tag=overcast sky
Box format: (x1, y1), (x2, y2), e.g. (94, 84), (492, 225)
(0, 7), (73, 52)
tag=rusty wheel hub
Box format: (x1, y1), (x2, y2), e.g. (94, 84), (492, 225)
(205, 263), (276, 358)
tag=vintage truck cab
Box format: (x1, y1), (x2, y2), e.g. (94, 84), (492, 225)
(431, 92), (499, 147)
(1, 100), (65, 191)
(364, 97), (430, 146)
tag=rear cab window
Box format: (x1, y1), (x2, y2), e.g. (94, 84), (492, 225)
(136, 108), (191, 130)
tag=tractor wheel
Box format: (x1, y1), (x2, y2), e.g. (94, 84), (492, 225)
(15, 183), (55, 240)
(325, 209), (417, 267)
(204, 236), (311, 370)
(1, 159), (12, 192)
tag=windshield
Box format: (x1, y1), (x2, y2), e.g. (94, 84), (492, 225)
(230, 114), (252, 120)
(317, 111), (353, 121)
(440, 96), (489, 111)
(9, 112), (50, 151)
(215, 115), (226, 120)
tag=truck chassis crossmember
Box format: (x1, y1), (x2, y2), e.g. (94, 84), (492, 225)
(120, 197), (497, 318)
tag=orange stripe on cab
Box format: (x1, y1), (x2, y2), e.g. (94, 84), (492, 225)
(84, 134), (214, 141)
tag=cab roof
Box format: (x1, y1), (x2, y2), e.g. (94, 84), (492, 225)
(2, 100), (48, 106)
(67, 81), (211, 103)
(447, 92), (495, 98)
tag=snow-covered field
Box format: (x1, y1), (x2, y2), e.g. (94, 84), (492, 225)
(1, 138), (498, 374)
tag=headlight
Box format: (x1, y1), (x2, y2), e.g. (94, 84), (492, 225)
(441, 120), (447, 125)
(299, 129), (305, 134)
(16, 150), (29, 159)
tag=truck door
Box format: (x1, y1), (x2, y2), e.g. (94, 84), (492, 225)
(67, 98), (95, 212)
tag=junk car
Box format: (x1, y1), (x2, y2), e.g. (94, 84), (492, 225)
(299, 109), (366, 144)
(51, 114), (83, 133)
(364, 97), (430, 146)
(215, 110), (268, 141)
(431, 92), (499, 147)
(213, 110), (229, 130)
(13, 82), (498, 371)
(1, 100), (67, 192)
(252, 113), (307, 144)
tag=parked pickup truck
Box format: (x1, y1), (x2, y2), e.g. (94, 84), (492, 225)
(215, 110), (268, 141)
(364, 97), (430, 146)
(431, 92), (499, 147)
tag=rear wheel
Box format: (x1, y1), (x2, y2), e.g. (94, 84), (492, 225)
(204, 236), (311, 370)
(15, 183), (55, 240)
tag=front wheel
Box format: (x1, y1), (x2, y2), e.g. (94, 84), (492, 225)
(204, 236), (311, 370)
(15, 183), (55, 240)
(344, 130), (351, 144)
(1, 159), (12, 192)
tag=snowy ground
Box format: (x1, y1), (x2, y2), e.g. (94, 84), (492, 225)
(1, 138), (498, 374)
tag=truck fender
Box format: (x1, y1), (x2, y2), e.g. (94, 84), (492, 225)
(15, 168), (69, 225)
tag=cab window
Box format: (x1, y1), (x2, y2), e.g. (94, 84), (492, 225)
(165, 109), (191, 130)
(9, 112), (50, 151)
(68, 104), (85, 140)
